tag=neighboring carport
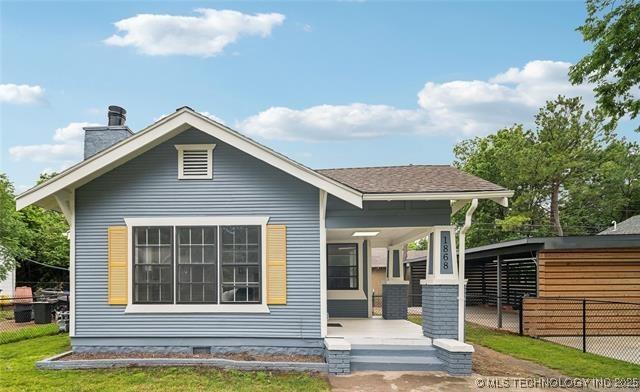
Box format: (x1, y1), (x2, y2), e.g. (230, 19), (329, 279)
(465, 234), (640, 364)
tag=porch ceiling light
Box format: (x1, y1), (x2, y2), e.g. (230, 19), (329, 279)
(352, 231), (380, 237)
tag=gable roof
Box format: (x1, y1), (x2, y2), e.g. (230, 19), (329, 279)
(599, 215), (640, 235)
(16, 108), (363, 210)
(317, 165), (507, 194)
(16, 107), (513, 212)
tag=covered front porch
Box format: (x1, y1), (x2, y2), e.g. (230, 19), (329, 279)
(316, 166), (512, 375)
(327, 318), (429, 345)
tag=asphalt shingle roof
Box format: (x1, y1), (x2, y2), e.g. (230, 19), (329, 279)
(316, 165), (507, 194)
(599, 215), (640, 235)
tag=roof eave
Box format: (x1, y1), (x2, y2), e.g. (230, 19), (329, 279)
(361, 190), (514, 202)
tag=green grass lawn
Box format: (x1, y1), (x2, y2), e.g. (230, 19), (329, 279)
(409, 316), (640, 378)
(0, 334), (330, 392)
(464, 324), (640, 378)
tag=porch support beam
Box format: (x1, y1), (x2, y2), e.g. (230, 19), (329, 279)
(319, 190), (328, 338)
(458, 198), (478, 342)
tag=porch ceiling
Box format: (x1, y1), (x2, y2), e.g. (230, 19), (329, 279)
(327, 226), (428, 248)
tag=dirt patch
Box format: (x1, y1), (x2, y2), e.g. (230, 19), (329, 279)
(472, 345), (564, 378)
(330, 371), (473, 392)
(60, 351), (324, 363)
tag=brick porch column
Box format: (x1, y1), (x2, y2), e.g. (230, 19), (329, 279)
(422, 283), (458, 339)
(382, 282), (408, 320)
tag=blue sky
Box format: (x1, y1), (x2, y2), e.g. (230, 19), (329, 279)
(1, 1), (638, 191)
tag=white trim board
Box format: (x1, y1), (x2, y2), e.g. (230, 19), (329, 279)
(16, 108), (363, 211)
(326, 239), (366, 300)
(362, 190), (513, 202)
(124, 215), (269, 313)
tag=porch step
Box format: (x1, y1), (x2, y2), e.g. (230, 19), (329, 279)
(350, 355), (444, 372)
(349, 343), (444, 372)
(351, 344), (437, 357)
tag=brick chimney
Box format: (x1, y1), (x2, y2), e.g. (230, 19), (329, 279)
(84, 106), (133, 159)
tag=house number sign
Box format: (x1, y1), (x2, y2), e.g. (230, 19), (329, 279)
(440, 231), (453, 274)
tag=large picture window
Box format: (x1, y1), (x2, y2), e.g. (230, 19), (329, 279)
(132, 224), (262, 305)
(327, 243), (358, 290)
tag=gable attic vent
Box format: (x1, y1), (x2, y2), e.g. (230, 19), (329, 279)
(175, 144), (216, 179)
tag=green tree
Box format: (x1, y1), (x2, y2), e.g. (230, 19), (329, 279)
(569, 0), (640, 130)
(0, 173), (69, 282)
(0, 174), (33, 280)
(408, 238), (428, 251)
(19, 173), (70, 271)
(534, 96), (608, 235)
(454, 124), (550, 246)
(453, 96), (634, 247)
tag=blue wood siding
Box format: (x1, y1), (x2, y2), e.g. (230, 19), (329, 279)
(74, 128), (321, 339)
(326, 196), (451, 228)
(327, 300), (368, 318)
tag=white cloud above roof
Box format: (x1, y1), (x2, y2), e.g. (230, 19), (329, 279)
(237, 60), (594, 141)
(104, 8), (285, 57)
(0, 84), (45, 104)
(9, 122), (100, 170)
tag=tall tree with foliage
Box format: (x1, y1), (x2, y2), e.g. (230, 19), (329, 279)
(534, 96), (608, 235)
(0, 174), (33, 280)
(454, 96), (637, 247)
(0, 173), (69, 282)
(20, 173), (70, 271)
(569, 0), (640, 130)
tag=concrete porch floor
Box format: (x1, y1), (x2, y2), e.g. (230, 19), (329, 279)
(327, 318), (432, 346)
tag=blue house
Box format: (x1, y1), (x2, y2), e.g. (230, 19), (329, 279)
(16, 106), (512, 374)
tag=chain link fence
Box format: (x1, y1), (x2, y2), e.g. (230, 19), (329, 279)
(521, 297), (640, 365)
(0, 292), (69, 345)
(464, 294), (640, 365)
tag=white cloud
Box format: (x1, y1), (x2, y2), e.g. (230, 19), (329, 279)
(0, 84), (45, 104)
(239, 104), (430, 141)
(9, 122), (100, 169)
(104, 8), (285, 57)
(237, 60), (594, 141)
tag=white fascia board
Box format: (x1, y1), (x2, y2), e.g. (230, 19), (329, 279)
(124, 216), (270, 227)
(362, 190), (514, 202)
(16, 108), (363, 210)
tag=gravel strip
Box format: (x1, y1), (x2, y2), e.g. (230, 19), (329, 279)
(61, 352), (324, 363)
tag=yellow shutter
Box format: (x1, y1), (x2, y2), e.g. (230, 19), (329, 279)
(266, 225), (287, 305)
(108, 226), (128, 305)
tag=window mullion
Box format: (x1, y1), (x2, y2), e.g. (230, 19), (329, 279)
(217, 226), (221, 305)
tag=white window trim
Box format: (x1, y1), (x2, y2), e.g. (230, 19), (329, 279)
(175, 144), (215, 180)
(327, 239), (366, 300)
(124, 216), (269, 314)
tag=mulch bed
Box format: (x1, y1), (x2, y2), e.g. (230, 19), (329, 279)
(61, 352), (324, 363)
